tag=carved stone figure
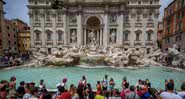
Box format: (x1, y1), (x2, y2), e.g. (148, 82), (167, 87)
(69, 15), (77, 24)
(71, 30), (77, 43)
(110, 15), (117, 24)
(110, 30), (116, 44)
(89, 30), (96, 46)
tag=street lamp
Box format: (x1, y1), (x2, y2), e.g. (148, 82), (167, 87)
(51, 0), (66, 9)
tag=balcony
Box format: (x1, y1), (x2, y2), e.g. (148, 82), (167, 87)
(34, 40), (42, 45)
(145, 41), (154, 46)
(56, 22), (63, 27)
(134, 41), (142, 46)
(44, 22), (52, 27)
(123, 41), (130, 46)
(135, 22), (142, 27)
(147, 22), (154, 27)
(34, 22), (41, 27)
(46, 40), (53, 45)
(57, 41), (64, 45)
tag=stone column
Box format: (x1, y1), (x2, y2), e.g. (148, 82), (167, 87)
(100, 28), (103, 46)
(117, 13), (124, 46)
(77, 13), (82, 46)
(103, 13), (108, 47)
(84, 28), (87, 45)
(52, 12), (57, 48)
(63, 11), (68, 45)
(41, 11), (46, 50)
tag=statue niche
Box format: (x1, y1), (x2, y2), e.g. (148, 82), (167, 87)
(110, 29), (117, 44)
(70, 29), (77, 44)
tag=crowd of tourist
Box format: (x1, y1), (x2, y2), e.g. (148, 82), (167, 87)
(0, 75), (185, 99)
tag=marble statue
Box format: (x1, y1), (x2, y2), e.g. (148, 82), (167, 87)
(89, 30), (96, 46)
(71, 30), (77, 43)
(69, 15), (77, 24)
(110, 30), (116, 44)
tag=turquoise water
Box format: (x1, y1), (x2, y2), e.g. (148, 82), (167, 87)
(0, 66), (185, 90)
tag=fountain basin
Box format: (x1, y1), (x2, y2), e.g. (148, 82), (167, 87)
(0, 66), (184, 90)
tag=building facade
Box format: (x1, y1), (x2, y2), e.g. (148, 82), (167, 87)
(162, 0), (185, 51)
(4, 19), (19, 54)
(0, 0), (5, 56)
(28, 0), (160, 53)
(18, 30), (31, 54)
(157, 21), (163, 47)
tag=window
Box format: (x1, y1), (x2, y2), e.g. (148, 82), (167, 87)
(8, 33), (10, 37)
(34, 1), (38, 5)
(46, 12), (51, 21)
(8, 40), (11, 45)
(57, 13), (62, 22)
(7, 26), (9, 30)
(125, 33), (129, 41)
(13, 28), (16, 32)
(138, 1), (141, 4)
(176, 35), (181, 41)
(150, 1), (153, 4)
(36, 33), (40, 41)
(9, 47), (11, 50)
(136, 33), (140, 41)
(165, 38), (170, 43)
(58, 33), (62, 41)
(47, 33), (52, 41)
(15, 48), (17, 50)
(14, 34), (16, 38)
(0, 40), (1, 46)
(35, 12), (39, 21)
(14, 41), (16, 45)
(127, 1), (130, 4)
(46, 1), (49, 5)
(147, 32), (152, 41)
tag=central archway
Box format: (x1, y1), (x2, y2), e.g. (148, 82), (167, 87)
(83, 16), (103, 46)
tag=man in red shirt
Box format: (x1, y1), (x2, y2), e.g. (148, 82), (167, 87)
(59, 84), (76, 99)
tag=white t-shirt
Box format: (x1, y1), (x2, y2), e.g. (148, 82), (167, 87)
(160, 92), (182, 99)
(178, 92), (185, 98)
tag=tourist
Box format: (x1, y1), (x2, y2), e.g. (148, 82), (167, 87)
(96, 81), (102, 95)
(16, 81), (26, 99)
(140, 86), (150, 99)
(39, 87), (51, 99)
(23, 83), (32, 99)
(53, 85), (65, 99)
(102, 75), (108, 91)
(177, 82), (185, 99)
(95, 91), (105, 99)
(39, 79), (45, 90)
(30, 82), (36, 89)
(8, 76), (17, 98)
(110, 89), (121, 99)
(122, 76), (127, 90)
(136, 79), (143, 90)
(125, 86), (140, 99)
(109, 78), (115, 90)
(85, 83), (94, 99)
(160, 83), (182, 99)
(82, 75), (87, 87)
(59, 84), (77, 99)
(56, 77), (68, 91)
(72, 86), (79, 99)
(165, 79), (169, 91)
(30, 87), (39, 99)
(77, 82), (84, 99)
(120, 82), (130, 99)
(0, 84), (7, 99)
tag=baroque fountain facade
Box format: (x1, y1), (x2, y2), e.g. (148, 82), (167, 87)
(26, 0), (185, 67)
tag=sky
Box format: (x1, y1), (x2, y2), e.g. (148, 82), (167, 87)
(4, 0), (173, 25)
